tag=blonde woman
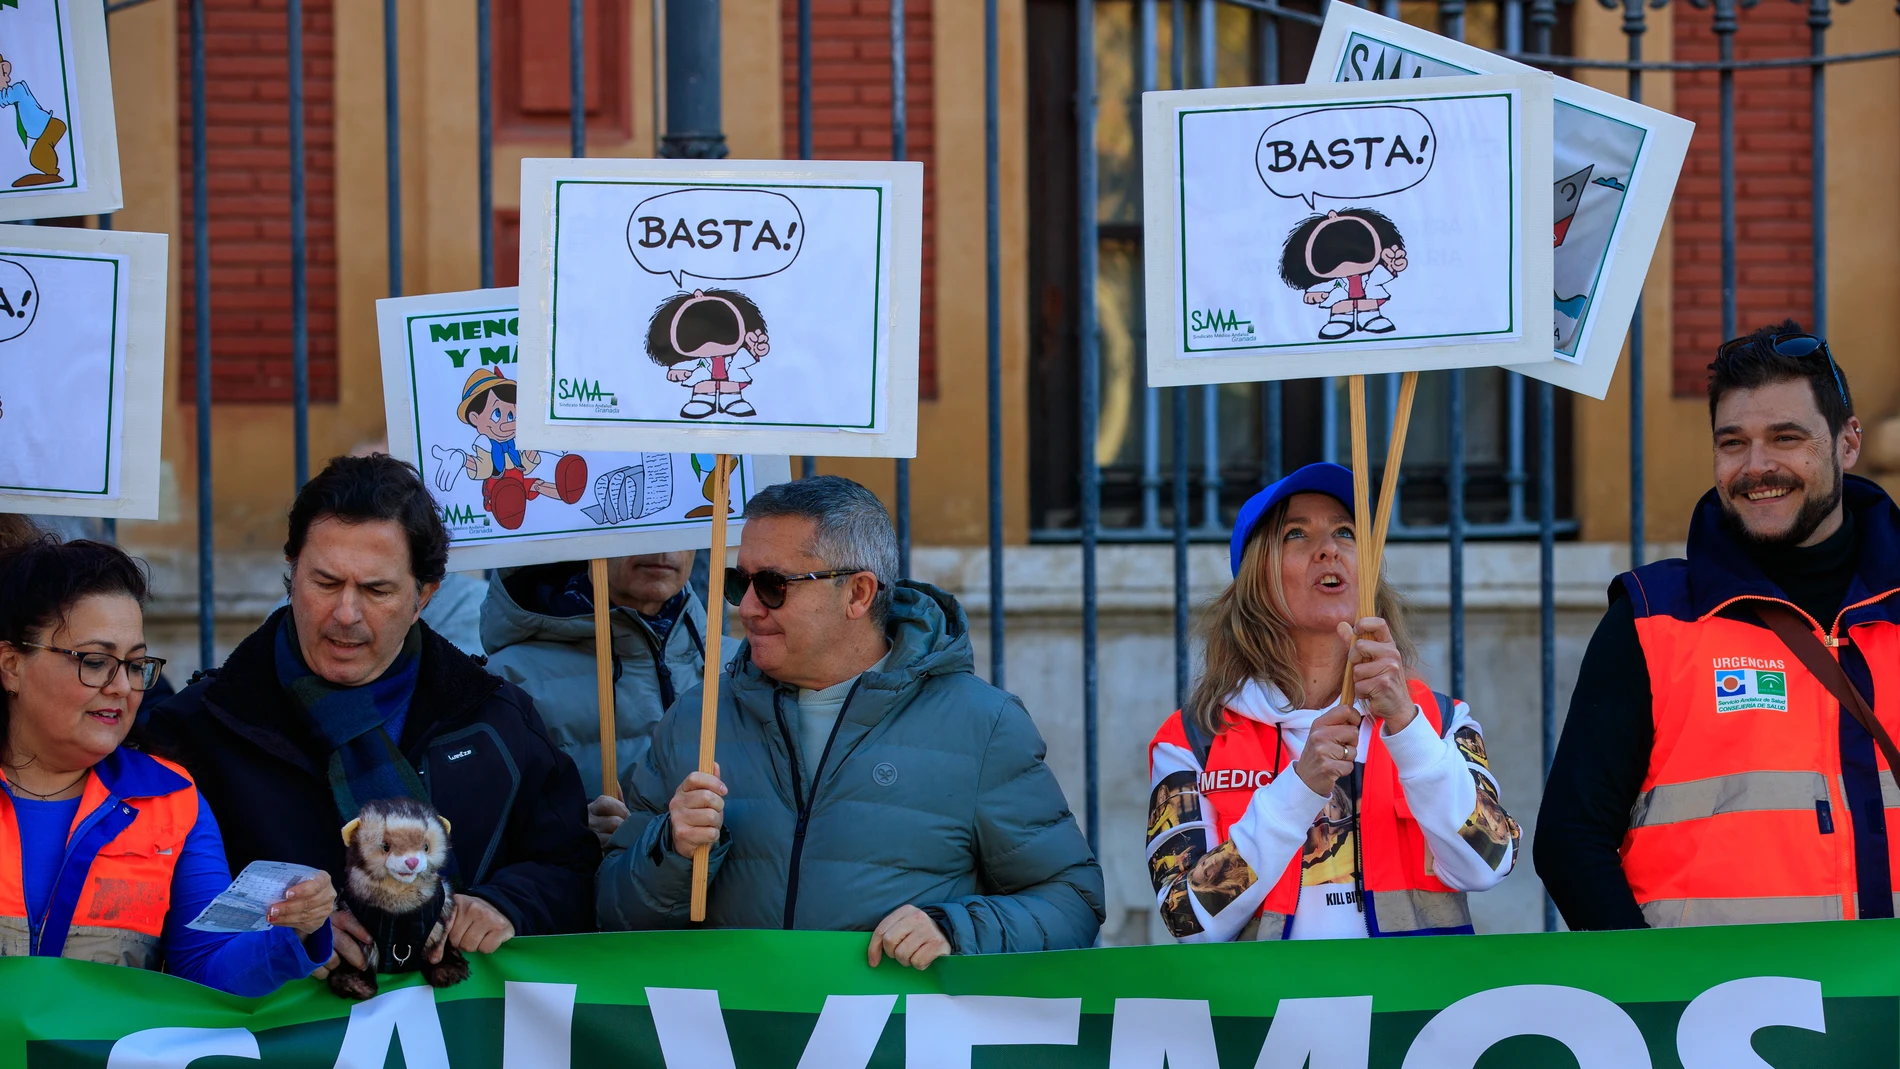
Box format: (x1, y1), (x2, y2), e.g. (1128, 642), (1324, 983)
(1146, 463), (1520, 941)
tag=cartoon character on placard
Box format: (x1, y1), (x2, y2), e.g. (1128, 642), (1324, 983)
(0, 53), (66, 188)
(684, 453), (739, 519)
(428, 367), (588, 531)
(1552, 164), (1633, 347)
(1278, 208), (1409, 340)
(645, 289), (770, 420)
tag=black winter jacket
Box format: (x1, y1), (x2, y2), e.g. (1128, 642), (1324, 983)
(142, 608), (599, 938)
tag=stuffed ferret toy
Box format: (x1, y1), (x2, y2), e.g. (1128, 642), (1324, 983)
(327, 797), (470, 1000)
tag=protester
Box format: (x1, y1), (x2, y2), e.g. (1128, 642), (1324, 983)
(1148, 464), (1520, 941)
(1539, 322), (1900, 929)
(0, 538), (334, 994)
(145, 454), (598, 976)
(481, 552), (706, 846)
(352, 439), (487, 657)
(597, 476), (1104, 967)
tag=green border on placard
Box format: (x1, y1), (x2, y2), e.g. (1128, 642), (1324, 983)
(405, 307), (755, 546)
(0, 250), (119, 495)
(546, 178), (886, 431)
(1174, 91), (1519, 354)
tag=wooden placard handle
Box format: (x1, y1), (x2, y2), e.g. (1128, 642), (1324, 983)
(1343, 377), (1373, 706)
(591, 558), (620, 803)
(1340, 373), (1418, 709)
(689, 454), (733, 923)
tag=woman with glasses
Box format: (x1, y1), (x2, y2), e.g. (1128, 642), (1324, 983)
(0, 537), (335, 994)
(1145, 463), (1521, 942)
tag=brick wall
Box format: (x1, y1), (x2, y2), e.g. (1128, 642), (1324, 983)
(176, 0), (337, 404)
(781, 0), (937, 398)
(1671, 3), (1814, 397)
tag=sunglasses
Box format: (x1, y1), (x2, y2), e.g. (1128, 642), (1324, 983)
(724, 567), (875, 609)
(18, 643), (167, 691)
(1718, 331), (1848, 405)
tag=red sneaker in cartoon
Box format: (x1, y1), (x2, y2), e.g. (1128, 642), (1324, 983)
(487, 474), (529, 530)
(555, 454), (588, 505)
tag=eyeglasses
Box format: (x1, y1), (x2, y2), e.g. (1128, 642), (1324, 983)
(17, 643), (167, 691)
(1718, 331), (1848, 405)
(724, 567), (873, 609)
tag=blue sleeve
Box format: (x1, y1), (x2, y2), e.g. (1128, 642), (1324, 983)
(161, 798), (333, 998)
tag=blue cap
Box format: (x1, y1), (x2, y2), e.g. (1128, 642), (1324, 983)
(1229, 462), (1356, 576)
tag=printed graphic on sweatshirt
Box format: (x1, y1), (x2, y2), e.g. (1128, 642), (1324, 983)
(1303, 776), (1361, 903)
(1454, 727), (1520, 869)
(1147, 772), (1221, 937)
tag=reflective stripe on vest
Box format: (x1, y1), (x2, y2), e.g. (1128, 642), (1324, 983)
(1174, 679), (1470, 937)
(1631, 771), (1832, 828)
(0, 751), (197, 966)
(1624, 584), (1900, 926)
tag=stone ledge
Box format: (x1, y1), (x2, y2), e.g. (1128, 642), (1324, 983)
(911, 542), (1686, 614)
(129, 541), (1687, 624)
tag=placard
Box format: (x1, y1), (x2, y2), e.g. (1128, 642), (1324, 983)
(1308, 2), (1692, 399)
(516, 158), (923, 459)
(1143, 75), (1554, 387)
(0, 225), (165, 519)
(377, 287), (791, 572)
(0, 0), (122, 222)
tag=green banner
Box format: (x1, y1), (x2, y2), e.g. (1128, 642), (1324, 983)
(4, 921), (1896, 1067)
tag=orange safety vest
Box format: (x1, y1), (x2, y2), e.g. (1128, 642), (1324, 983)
(1152, 678), (1471, 938)
(0, 747), (198, 967)
(1620, 481), (1900, 927)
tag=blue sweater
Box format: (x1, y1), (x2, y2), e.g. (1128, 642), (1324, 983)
(159, 802), (335, 996)
(13, 754), (332, 997)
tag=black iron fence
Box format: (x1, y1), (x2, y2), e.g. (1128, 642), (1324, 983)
(123, 0), (1900, 933)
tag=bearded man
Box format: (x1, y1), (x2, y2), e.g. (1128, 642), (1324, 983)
(1536, 320), (1900, 930)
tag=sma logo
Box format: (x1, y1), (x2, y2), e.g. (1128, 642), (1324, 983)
(558, 378), (616, 404)
(442, 504), (487, 527)
(1191, 308), (1254, 334)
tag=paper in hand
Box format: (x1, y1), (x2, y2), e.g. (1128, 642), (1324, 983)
(185, 860), (323, 934)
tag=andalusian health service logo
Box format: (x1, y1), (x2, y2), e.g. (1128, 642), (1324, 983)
(1714, 668), (1789, 712)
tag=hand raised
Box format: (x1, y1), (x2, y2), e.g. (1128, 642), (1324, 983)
(670, 763), (726, 858)
(588, 794), (630, 847)
(1339, 617), (1416, 732)
(266, 872), (336, 938)
(744, 330), (770, 358)
(1294, 702), (1362, 797)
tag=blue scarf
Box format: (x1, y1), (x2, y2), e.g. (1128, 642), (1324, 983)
(489, 437), (522, 472)
(273, 613), (426, 823)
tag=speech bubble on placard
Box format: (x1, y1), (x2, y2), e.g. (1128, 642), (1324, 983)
(0, 259), (40, 343)
(1254, 105), (1437, 209)
(626, 188), (806, 287)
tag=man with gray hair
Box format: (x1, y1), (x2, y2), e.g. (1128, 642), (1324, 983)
(598, 476), (1104, 967)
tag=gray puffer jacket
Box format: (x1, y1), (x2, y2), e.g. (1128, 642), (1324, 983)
(598, 581), (1105, 953)
(480, 564), (706, 799)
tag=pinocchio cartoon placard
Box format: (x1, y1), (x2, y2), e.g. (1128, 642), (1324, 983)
(1141, 75), (1555, 388)
(376, 287), (792, 572)
(515, 158), (923, 460)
